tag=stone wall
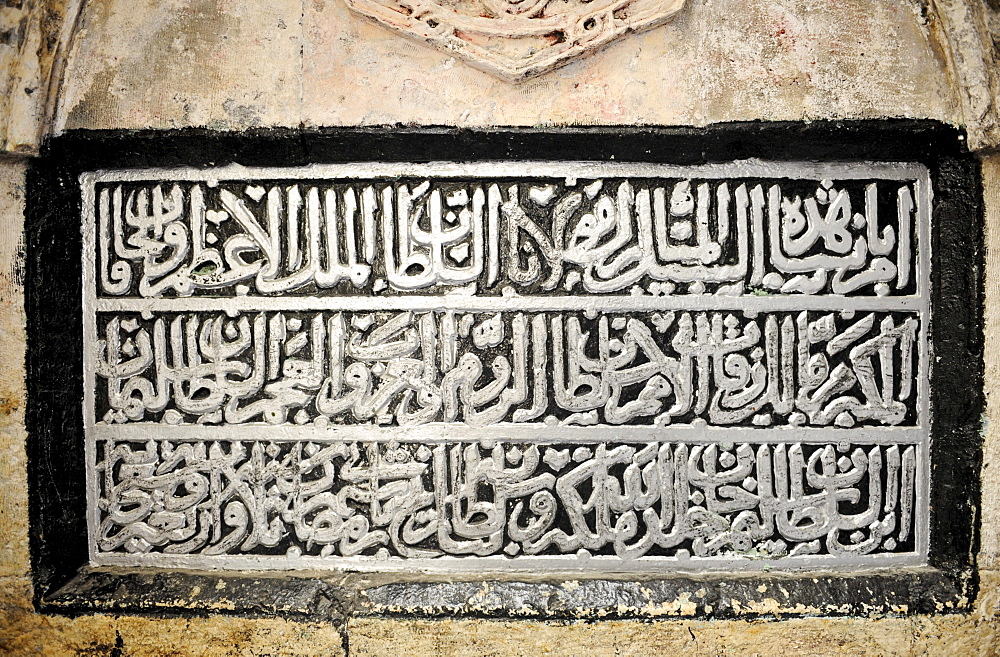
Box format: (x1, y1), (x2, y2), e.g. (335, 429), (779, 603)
(2, 0), (1000, 654)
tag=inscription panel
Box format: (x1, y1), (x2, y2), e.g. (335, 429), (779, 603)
(82, 161), (931, 572)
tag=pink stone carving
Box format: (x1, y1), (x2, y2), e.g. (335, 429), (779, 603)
(344, 0), (687, 79)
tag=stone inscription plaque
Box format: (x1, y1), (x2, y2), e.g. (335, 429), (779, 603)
(82, 160), (930, 572)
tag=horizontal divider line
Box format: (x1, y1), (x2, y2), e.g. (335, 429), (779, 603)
(81, 159), (929, 183)
(92, 295), (926, 314)
(89, 551), (928, 574)
(89, 423), (925, 445)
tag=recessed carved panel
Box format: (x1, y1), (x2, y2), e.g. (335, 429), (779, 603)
(82, 160), (931, 571)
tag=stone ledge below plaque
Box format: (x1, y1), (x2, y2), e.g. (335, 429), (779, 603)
(41, 567), (968, 620)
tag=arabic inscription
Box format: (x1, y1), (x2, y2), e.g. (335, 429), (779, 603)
(82, 160), (931, 572)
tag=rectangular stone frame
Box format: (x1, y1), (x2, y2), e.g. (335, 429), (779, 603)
(25, 122), (983, 619)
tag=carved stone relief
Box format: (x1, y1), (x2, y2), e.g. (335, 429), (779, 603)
(342, 0), (686, 79)
(81, 160), (931, 572)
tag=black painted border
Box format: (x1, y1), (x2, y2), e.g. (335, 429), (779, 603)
(26, 121), (983, 619)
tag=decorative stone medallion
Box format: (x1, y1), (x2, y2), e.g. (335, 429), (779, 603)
(343, 0), (687, 79)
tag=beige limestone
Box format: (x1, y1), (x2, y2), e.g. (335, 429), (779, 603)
(54, 0), (960, 131)
(347, 614), (1000, 656)
(7, 0), (1000, 154)
(926, 0), (1000, 151)
(983, 154), (1000, 573)
(56, 0), (304, 132)
(0, 157), (28, 580)
(0, 0), (83, 153)
(298, 0), (959, 127)
(0, 576), (347, 656)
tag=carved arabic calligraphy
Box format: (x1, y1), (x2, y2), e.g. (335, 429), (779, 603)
(95, 173), (917, 298)
(96, 438), (917, 561)
(96, 309), (919, 429)
(82, 161), (931, 571)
